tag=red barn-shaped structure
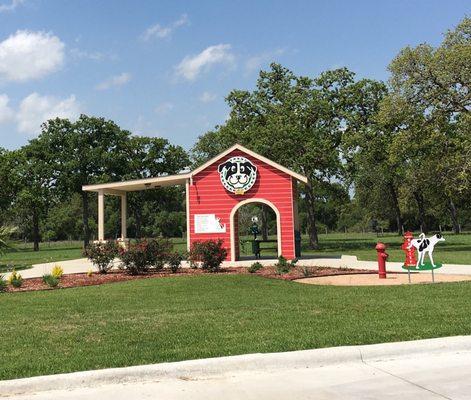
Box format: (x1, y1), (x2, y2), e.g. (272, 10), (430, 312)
(83, 144), (307, 262)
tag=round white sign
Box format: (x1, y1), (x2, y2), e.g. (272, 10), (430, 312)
(217, 156), (257, 194)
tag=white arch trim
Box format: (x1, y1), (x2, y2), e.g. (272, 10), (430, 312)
(229, 198), (282, 262)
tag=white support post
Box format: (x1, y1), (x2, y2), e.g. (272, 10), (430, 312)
(186, 179), (190, 251)
(121, 193), (127, 240)
(98, 190), (105, 241)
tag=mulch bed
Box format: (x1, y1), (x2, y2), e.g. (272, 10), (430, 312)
(3, 266), (376, 293)
(257, 266), (376, 281)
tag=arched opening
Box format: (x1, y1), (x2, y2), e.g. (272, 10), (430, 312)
(230, 198), (282, 262)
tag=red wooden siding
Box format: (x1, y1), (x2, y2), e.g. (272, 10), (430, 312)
(188, 149), (295, 260)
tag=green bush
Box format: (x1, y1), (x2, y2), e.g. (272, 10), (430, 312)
(8, 270), (23, 288)
(188, 240), (227, 272)
(147, 237), (172, 271)
(42, 274), (59, 288)
(0, 275), (7, 292)
(167, 252), (183, 273)
(275, 256), (297, 274)
(84, 241), (119, 273)
(248, 262), (263, 273)
(118, 238), (172, 275)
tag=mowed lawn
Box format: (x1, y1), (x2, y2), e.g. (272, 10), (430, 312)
(2, 232), (471, 269)
(0, 241), (84, 270)
(2, 274), (471, 380)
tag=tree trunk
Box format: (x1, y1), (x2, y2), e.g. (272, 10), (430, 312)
(32, 207), (40, 252)
(82, 191), (90, 247)
(261, 205), (268, 241)
(447, 198), (460, 234)
(135, 207), (142, 238)
(413, 191), (428, 233)
(305, 184), (319, 249)
(388, 183), (403, 235)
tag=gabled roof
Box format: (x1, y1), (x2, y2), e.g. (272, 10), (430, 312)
(82, 144), (308, 194)
(191, 143), (308, 184)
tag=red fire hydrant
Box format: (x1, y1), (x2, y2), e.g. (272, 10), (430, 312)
(375, 242), (388, 279)
(401, 231), (417, 268)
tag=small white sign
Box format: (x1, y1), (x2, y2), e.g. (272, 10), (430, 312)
(194, 214), (226, 234)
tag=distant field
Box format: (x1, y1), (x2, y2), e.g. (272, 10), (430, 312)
(0, 241), (84, 269)
(240, 232), (471, 265)
(1, 231), (470, 268)
(303, 232), (471, 264)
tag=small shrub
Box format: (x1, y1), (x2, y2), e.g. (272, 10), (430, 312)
(118, 238), (172, 275)
(275, 256), (297, 275)
(167, 252), (183, 273)
(300, 266), (312, 277)
(87, 268), (93, 277)
(248, 261), (263, 273)
(84, 241), (118, 273)
(42, 274), (59, 288)
(147, 237), (172, 271)
(8, 270), (23, 288)
(188, 240), (227, 272)
(0, 275), (7, 292)
(51, 264), (64, 279)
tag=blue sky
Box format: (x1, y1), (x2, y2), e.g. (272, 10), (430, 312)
(0, 0), (469, 150)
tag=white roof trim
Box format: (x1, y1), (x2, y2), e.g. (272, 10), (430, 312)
(191, 143), (308, 184)
(82, 173), (191, 193)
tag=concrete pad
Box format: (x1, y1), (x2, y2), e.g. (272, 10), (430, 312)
(296, 272), (471, 286)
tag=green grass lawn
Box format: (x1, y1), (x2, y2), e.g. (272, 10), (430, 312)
(0, 241), (84, 269)
(1, 274), (471, 380)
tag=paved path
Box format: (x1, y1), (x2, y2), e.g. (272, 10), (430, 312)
(5, 254), (471, 280)
(3, 336), (471, 399)
(297, 271), (471, 285)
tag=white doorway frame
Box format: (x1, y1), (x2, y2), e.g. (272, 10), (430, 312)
(229, 198), (282, 262)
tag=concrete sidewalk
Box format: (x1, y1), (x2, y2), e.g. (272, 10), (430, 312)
(5, 255), (471, 280)
(9, 254), (471, 280)
(2, 336), (471, 399)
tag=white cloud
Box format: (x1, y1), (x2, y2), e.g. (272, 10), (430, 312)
(245, 48), (286, 74)
(0, 94), (14, 123)
(141, 14), (189, 41)
(95, 72), (131, 90)
(0, 0), (24, 13)
(70, 48), (105, 61)
(199, 91), (217, 103)
(175, 44), (235, 81)
(154, 102), (174, 115)
(0, 30), (65, 82)
(17, 93), (81, 135)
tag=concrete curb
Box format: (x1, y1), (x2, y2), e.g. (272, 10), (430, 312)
(2, 335), (471, 396)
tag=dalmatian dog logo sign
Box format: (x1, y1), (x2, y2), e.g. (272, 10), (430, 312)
(218, 156), (257, 195)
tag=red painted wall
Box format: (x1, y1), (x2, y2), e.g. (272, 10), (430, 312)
(188, 149), (295, 260)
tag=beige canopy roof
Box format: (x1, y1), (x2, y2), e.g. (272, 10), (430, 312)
(82, 144), (308, 194)
(82, 173), (191, 194)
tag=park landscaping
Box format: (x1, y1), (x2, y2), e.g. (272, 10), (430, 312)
(1, 232), (470, 271)
(2, 273), (471, 381)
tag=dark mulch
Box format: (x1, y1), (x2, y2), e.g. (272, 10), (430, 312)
(3, 265), (376, 293)
(256, 266), (376, 281)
